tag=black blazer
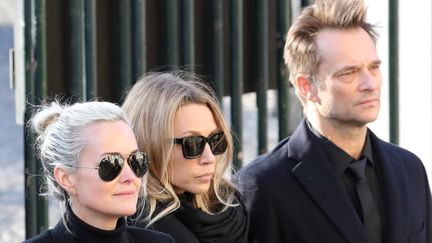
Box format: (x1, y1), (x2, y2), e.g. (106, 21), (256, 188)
(235, 119), (432, 243)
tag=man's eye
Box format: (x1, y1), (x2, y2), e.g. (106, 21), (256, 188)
(340, 70), (356, 76)
(334, 69), (357, 82)
(370, 64), (380, 71)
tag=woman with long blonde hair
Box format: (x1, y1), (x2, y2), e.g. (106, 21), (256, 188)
(123, 72), (248, 243)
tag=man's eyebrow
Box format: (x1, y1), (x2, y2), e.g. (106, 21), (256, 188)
(370, 60), (382, 65)
(335, 60), (382, 74)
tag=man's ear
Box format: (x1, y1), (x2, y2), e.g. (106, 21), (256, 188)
(295, 74), (320, 103)
(54, 166), (77, 195)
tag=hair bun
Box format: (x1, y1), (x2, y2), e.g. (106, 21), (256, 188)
(32, 102), (64, 136)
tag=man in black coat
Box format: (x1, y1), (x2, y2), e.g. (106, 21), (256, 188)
(235, 0), (432, 242)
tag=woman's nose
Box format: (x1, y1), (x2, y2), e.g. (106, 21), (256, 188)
(198, 143), (216, 165)
(118, 160), (136, 183)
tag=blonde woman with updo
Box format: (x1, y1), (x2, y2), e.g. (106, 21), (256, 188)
(24, 101), (174, 243)
(122, 72), (248, 243)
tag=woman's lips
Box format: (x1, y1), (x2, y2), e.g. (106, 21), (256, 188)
(113, 191), (136, 197)
(195, 172), (214, 182)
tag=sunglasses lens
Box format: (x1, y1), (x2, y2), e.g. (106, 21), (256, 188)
(209, 132), (227, 155)
(129, 152), (150, 178)
(183, 136), (206, 159)
(174, 131), (227, 159)
(98, 155), (123, 181)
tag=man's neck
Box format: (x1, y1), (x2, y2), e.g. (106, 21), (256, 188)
(307, 115), (368, 160)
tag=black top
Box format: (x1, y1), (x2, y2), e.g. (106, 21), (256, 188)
(23, 207), (175, 243)
(306, 120), (384, 222)
(138, 193), (248, 243)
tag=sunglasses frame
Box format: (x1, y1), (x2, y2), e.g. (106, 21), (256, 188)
(173, 131), (227, 159)
(74, 151), (150, 181)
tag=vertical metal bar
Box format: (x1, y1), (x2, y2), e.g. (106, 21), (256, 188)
(166, 0), (179, 66)
(33, 1), (48, 99)
(24, 0), (36, 238)
(68, 0), (84, 100)
(132, 0), (147, 81)
(277, 0), (292, 140)
(114, 0), (132, 102)
(389, 0), (399, 144)
(83, 0), (97, 100)
(33, 0), (48, 234)
(25, 0), (48, 238)
(212, 0), (224, 100)
(230, 0), (243, 169)
(301, 0), (313, 8)
(257, 0), (269, 154)
(24, 103), (38, 239)
(182, 0), (195, 71)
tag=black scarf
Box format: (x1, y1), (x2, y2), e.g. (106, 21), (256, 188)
(173, 193), (248, 243)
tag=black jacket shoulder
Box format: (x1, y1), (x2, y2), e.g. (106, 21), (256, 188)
(151, 213), (200, 243)
(22, 230), (54, 243)
(127, 226), (176, 242)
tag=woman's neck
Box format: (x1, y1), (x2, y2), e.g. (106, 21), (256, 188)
(70, 201), (118, 230)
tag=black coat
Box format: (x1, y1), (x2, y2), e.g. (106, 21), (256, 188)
(235, 119), (432, 243)
(23, 212), (175, 243)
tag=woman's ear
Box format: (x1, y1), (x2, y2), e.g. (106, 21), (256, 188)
(54, 166), (76, 195)
(295, 74), (320, 103)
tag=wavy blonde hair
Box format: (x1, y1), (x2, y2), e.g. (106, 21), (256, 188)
(122, 71), (238, 226)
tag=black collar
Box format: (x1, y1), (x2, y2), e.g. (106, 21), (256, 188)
(306, 119), (374, 175)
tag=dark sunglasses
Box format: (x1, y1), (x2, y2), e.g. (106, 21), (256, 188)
(75, 151), (150, 182)
(173, 131), (227, 159)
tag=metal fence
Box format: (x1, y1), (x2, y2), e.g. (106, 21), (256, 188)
(16, 0), (398, 238)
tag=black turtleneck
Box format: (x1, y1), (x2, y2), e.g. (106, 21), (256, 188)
(23, 206), (174, 243)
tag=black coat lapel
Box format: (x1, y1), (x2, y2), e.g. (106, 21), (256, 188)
(288, 120), (367, 243)
(369, 131), (407, 243)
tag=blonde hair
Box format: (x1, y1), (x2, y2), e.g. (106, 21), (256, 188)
(122, 71), (238, 226)
(284, 0), (378, 104)
(30, 100), (146, 229)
